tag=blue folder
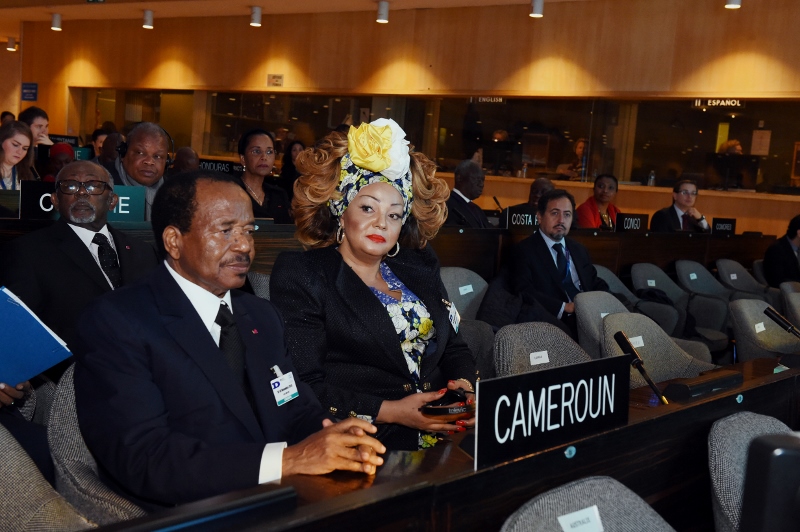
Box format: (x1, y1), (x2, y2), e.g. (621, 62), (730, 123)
(0, 286), (72, 385)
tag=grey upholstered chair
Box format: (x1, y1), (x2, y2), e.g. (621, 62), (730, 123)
(247, 271), (271, 300)
(458, 319), (496, 379)
(708, 412), (792, 532)
(500, 476), (675, 532)
(728, 299), (800, 362)
(716, 259), (781, 312)
(602, 312), (717, 388)
(779, 281), (800, 316)
(595, 264), (680, 336)
(0, 423), (94, 531)
(675, 259), (756, 304)
(631, 263), (729, 353)
(47, 365), (146, 526)
(576, 291), (711, 363)
(440, 266), (488, 321)
(752, 259), (768, 286)
(494, 322), (592, 377)
(784, 292), (800, 331)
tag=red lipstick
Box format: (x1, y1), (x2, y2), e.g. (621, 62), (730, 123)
(367, 234), (386, 243)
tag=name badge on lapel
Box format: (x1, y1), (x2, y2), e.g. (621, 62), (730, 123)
(443, 299), (461, 333)
(270, 365), (299, 406)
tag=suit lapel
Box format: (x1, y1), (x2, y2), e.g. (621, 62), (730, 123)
(153, 266), (263, 441)
(670, 207), (682, 231)
(109, 226), (139, 285)
(53, 220), (111, 293)
(535, 231), (567, 296)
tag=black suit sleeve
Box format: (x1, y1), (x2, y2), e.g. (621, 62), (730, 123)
(510, 240), (564, 316)
(74, 297), (265, 506)
(571, 244), (608, 293)
(270, 252), (386, 420)
(649, 208), (673, 232)
(763, 240), (799, 288)
(0, 239), (46, 319)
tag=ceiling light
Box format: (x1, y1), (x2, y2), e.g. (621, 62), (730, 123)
(377, 1), (389, 24)
(6, 37), (16, 51)
(725, 0), (741, 8)
(51, 13), (62, 31)
(143, 10), (154, 29)
(250, 6), (262, 27)
(530, 0), (544, 18)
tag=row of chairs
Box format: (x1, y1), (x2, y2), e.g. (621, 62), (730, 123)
(501, 411), (793, 532)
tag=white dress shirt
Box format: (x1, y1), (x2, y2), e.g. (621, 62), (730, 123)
(67, 223), (118, 289)
(165, 262), (286, 484)
(539, 231), (581, 319)
(451, 188), (472, 204)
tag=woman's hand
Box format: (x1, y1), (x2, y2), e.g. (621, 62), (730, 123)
(0, 381), (30, 408)
(377, 389), (468, 433)
(448, 380), (476, 428)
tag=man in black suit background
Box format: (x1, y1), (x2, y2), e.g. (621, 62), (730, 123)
(764, 214), (800, 287)
(73, 171), (384, 509)
(445, 160), (491, 228)
(0, 160), (158, 357)
(511, 189), (608, 336)
(650, 180), (710, 233)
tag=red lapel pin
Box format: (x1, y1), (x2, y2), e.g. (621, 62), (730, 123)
(125, 245), (130, 250)
(252, 329), (258, 335)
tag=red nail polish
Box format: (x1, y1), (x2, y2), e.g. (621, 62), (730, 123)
(438, 388), (447, 394)
(448, 380), (455, 384)
(456, 420), (466, 426)
(447, 431), (454, 435)
(458, 402), (465, 406)
(457, 427), (466, 432)
(467, 399), (474, 405)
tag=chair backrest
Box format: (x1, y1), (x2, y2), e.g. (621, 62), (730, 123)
(708, 412), (792, 532)
(602, 312), (717, 388)
(575, 291), (629, 360)
(630, 263), (690, 311)
(779, 281), (800, 301)
(752, 259), (768, 285)
(458, 319), (496, 380)
(784, 292), (800, 331)
(47, 364), (146, 525)
(247, 271), (271, 300)
(440, 267), (488, 321)
(494, 322), (592, 377)
(500, 476), (675, 532)
(728, 299), (800, 362)
(716, 259), (766, 294)
(0, 423), (93, 531)
(595, 264), (639, 304)
(675, 260), (733, 300)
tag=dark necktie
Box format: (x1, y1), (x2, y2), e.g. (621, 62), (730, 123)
(92, 233), (121, 289)
(215, 302), (246, 387)
(681, 213), (691, 231)
(553, 242), (580, 301)
(467, 201), (487, 228)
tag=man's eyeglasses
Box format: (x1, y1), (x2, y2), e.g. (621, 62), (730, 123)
(57, 180), (111, 195)
(677, 190), (698, 197)
(248, 148), (275, 157)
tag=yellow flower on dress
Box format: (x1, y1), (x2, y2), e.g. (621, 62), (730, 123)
(347, 122), (393, 173)
(418, 318), (433, 337)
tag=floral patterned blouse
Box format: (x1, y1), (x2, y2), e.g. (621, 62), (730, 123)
(369, 262), (440, 448)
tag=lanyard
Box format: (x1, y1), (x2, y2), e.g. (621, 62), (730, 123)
(0, 166), (16, 191)
(562, 247), (572, 283)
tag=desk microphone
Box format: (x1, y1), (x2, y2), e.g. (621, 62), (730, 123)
(764, 307), (800, 338)
(613, 331), (669, 405)
(492, 196), (503, 211)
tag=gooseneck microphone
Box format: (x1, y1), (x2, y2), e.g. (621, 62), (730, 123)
(492, 196), (503, 211)
(613, 331), (669, 405)
(764, 307), (800, 338)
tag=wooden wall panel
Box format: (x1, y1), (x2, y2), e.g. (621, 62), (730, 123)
(17, 0), (800, 134)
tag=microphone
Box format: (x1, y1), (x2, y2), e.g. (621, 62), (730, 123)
(492, 196), (503, 211)
(764, 307), (800, 338)
(613, 331), (669, 405)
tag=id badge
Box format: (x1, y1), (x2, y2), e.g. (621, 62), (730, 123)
(444, 299), (460, 333)
(270, 371), (299, 406)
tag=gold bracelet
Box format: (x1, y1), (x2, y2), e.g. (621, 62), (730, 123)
(456, 378), (474, 392)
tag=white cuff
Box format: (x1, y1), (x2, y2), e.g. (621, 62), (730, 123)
(258, 441), (287, 484)
(699, 218), (710, 230)
(557, 302), (565, 319)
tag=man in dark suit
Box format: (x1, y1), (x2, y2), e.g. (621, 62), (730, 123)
(0, 160), (158, 355)
(500, 177), (553, 229)
(511, 189), (608, 336)
(445, 160), (491, 228)
(73, 171), (384, 509)
(650, 180), (710, 233)
(764, 214), (800, 287)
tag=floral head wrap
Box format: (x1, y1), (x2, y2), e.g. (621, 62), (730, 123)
(328, 118), (413, 223)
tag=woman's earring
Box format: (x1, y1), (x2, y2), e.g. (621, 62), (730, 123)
(336, 225), (345, 244)
(387, 242), (400, 258)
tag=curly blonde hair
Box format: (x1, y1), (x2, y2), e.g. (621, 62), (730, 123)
(292, 130), (449, 249)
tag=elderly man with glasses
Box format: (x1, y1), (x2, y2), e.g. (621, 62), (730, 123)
(0, 161), (158, 377)
(650, 179), (710, 233)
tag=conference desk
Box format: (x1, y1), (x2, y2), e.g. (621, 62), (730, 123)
(105, 359), (799, 531)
